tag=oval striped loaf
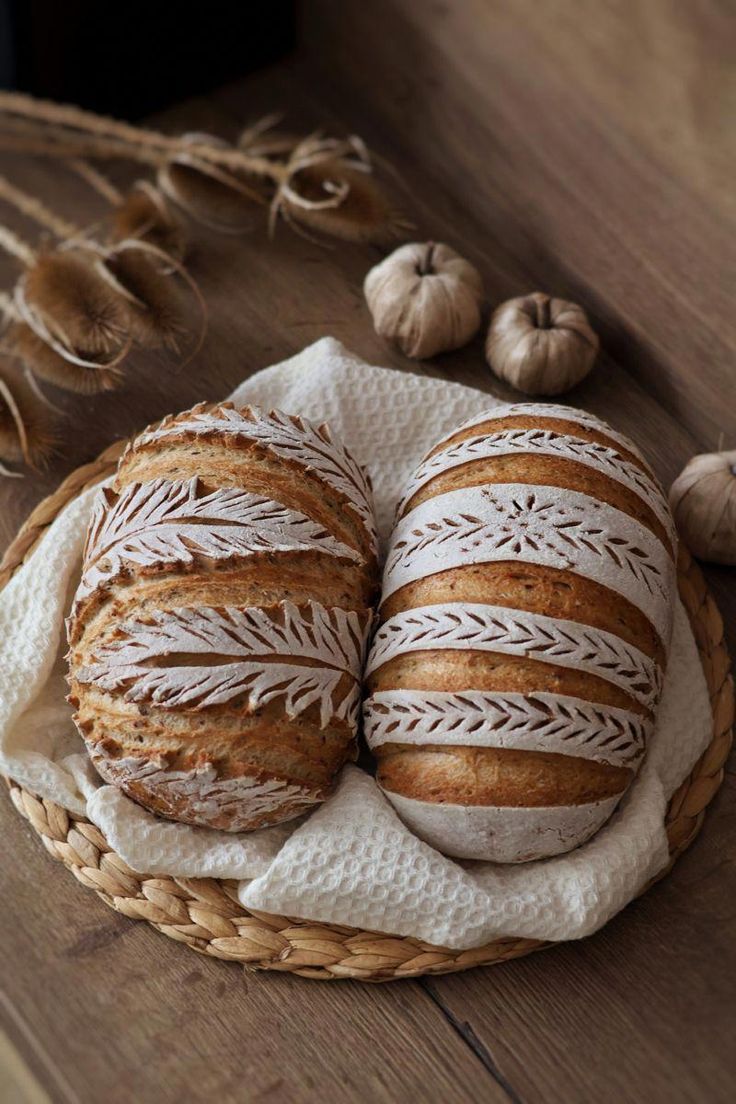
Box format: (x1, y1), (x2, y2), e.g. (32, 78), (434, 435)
(67, 402), (378, 831)
(364, 403), (676, 863)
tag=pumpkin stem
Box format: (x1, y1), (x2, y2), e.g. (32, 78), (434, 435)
(417, 242), (436, 276)
(534, 294), (552, 330)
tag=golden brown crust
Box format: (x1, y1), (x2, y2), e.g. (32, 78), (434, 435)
(117, 446), (374, 564)
(71, 553), (374, 649)
(376, 746), (632, 807)
(380, 561), (665, 667)
(91, 751), (323, 832)
(429, 414), (651, 473)
(68, 402), (377, 831)
(117, 404), (376, 565)
(72, 691), (354, 785)
(368, 648), (652, 718)
(367, 406), (674, 832)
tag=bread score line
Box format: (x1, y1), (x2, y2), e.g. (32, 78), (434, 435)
(364, 402), (676, 863)
(67, 402), (378, 833)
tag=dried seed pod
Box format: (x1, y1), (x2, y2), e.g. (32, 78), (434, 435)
(282, 158), (407, 244)
(160, 158), (264, 232)
(364, 241), (484, 357)
(669, 451), (736, 565)
(0, 359), (56, 470)
(97, 239), (207, 361)
(486, 292), (599, 395)
(99, 247), (188, 350)
(0, 189), (129, 389)
(158, 133), (266, 233)
(111, 182), (186, 261)
(18, 251), (130, 360)
(5, 319), (123, 394)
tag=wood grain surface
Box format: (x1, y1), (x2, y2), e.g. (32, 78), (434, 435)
(0, 2), (734, 1102)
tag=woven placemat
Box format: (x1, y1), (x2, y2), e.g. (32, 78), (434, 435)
(1, 445), (733, 981)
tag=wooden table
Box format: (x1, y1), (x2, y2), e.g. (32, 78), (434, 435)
(1, 4), (734, 1101)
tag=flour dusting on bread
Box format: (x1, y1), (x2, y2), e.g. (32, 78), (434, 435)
(68, 402), (378, 832)
(364, 403), (676, 862)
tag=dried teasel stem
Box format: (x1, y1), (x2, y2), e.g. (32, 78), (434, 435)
(0, 124), (165, 167)
(0, 126), (396, 241)
(67, 159), (123, 206)
(0, 97), (285, 179)
(0, 225), (35, 267)
(0, 96), (404, 242)
(0, 91), (205, 160)
(0, 173), (79, 240)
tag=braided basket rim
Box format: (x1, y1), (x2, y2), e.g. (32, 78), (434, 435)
(1, 442), (733, 981)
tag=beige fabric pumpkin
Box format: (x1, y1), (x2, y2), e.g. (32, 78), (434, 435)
(486, 292), (599, 395)
(669, 451), (736, 564)
(364, 242), (484, 358)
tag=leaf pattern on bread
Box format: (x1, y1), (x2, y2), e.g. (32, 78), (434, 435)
(77, 601), (370, 727)
(367, 603), (661, 708)
(77, 477), (360, 601)
(364, 689), (648, 767)
(434, 403), (655, 475)
(134, 403), (377, 551)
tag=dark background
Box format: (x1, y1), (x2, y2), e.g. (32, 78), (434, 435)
(0, 0), (296, 116)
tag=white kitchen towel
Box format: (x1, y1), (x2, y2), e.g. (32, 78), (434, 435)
(0, 337), (713, 947)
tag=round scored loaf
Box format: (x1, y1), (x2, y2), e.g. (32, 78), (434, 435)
(364, 402), (676, 863)
(67, 402), (378, 831)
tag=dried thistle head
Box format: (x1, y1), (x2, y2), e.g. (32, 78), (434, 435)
(111, 182), (186, 261)
(100, 244), (191, 351)
(0, 358), (56, 470)
(19, 250), (130, 361)
(6, 319), (124, 394)
(158, 132), (267, 233)
(278, 147), (409, 244)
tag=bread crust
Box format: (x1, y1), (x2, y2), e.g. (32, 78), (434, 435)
(365, 403), (676, 862)
(68, 402), (377, 831)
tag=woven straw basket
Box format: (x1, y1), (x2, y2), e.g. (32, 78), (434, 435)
(2, 441), (733, 982)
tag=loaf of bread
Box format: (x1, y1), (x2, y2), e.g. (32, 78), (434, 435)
(364, 402), (676, 862)
(67, 402), (378, 831)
